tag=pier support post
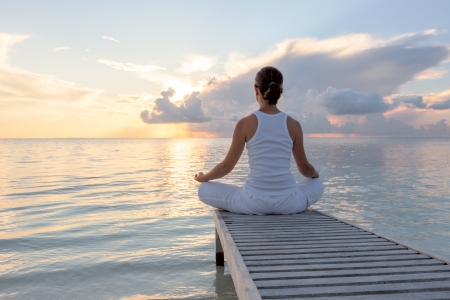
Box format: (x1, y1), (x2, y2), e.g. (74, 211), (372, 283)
(215, 228), (224, 266)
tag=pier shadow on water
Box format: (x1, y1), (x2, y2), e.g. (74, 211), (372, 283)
(212, 265), (237, 300)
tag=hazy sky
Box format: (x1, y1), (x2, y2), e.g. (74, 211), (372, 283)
(1, 0), (450, 137)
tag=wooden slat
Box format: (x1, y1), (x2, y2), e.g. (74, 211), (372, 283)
(250, 265), (450, 280)
(229, 228), (366, 237)
(255, 271), (450, 287)
(247, 258), (443, 273)
(225, 219), (341, 224)
(241, 245), (406, 256)
(258, 280), (450, 298)
(235, 235), (375, 243)
(245, 254), (430, 266)
(228, 224), (353, 231)
(236, 237), (384, 250)
(224, 218), (333, 223)
(228, 224), (356, 231)
(242, 249), (418, 261)
(239, 241), (395, 252)
(233, 232), (374, 242)
(223, 214), (330, 222)
(221, 210), (322, 217)
(231, 232), (369, 239)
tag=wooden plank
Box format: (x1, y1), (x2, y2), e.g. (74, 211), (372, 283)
(235, 235), (383, 243)
(222, 216), (332, 221)
(233, 232), (374, 242)
(236, 237), (384, 250)
(231, 233), (371, 240)
(234, 235), (375, 243)
(241, 245), (406, 256)
(213, 210), (261, 300)
(236, 237), (386, 250)
(255, 271), (450, 288)
(225, 219), (340, 224)
(238, 241), (393, 251)
(221, 210), (322, 217)
(229, 229), (369, 237)
(245, 254), (430, 267)
(229, 225), (362, 231)
(242, 249), (418, 261)
(258, 280), (450, 298)
(250, 264), (450, 280)
(247, 259), (444, 273)
(228, 224), (356, 231)
(222, 214), (334, 219)
(227, 224), (352, 231)
(238, 241), (395, 251)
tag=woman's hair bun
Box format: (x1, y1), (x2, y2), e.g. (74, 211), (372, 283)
(255, 66), (284, 105)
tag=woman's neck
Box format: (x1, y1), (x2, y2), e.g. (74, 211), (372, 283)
(258, 99), (280, 114)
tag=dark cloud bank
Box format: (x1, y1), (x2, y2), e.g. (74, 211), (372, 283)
(299, 112), (449, 137)
(140, 32), (450, 137)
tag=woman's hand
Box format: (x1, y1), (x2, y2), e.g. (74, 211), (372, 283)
(311, 170), (319, 178)
(194, 172), (208, 182)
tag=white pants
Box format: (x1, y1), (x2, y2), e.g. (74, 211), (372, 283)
(198, 178), (324, 215)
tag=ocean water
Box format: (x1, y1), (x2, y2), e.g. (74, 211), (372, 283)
(0, 138), (449, 299)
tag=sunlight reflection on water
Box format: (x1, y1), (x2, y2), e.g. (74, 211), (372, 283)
(0, 138), (449, 299)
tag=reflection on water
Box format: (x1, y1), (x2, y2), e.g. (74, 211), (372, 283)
(0, 138), (449, 299)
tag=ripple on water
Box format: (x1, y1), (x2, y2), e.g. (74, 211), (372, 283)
(0, 138), (449, 299)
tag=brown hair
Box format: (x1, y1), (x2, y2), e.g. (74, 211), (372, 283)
(254, 66), (284, 105)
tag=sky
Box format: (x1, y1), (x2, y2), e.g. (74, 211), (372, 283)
(1, 0), (450, 138)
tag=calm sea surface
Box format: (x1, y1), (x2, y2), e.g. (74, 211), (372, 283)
(1, 138), (449, 299)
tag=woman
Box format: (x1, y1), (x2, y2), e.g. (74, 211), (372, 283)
(194, 66), (323, 215)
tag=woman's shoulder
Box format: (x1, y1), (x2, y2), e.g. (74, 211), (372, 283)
(236, 114), (258, 142)
(286, 115), (302, 141)
(286, 114), (301, 127)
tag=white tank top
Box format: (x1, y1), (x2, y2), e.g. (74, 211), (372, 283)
(242, 111), (298, 196)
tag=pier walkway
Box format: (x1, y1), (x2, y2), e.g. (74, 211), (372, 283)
(213, 209), (450, 300)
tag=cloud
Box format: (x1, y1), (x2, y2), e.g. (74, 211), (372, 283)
(300, 113), (335, 133)
(320, 87), (392, 115)
(180, 55), (216, 73)
(97, 58), (203, 100)
(0, 32), (101, 103)
(357, 113), (416, 136)
(102, 36), (120, 42)
(414, 68), (448, 80)
(198, 30), (449, 120)
(116, 93), (154, 104)
(0, 32), (29, 63)
(393, 95), (427, 108)
(54, 46), (71, 52)
(97, 58), (165, 73)
(429, 99), (450, 110)
(292, 112), (449, 137)
(140, 88), (210, 124)
(424, 119), (449, 135)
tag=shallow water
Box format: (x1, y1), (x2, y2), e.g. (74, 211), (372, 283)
(0, 138), (449, 299)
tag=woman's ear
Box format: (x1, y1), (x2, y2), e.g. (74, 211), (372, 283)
(254, 85), (259, 96)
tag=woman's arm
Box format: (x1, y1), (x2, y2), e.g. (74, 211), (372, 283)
(194, 118), (247, 182)
(290, 117), (319, 178)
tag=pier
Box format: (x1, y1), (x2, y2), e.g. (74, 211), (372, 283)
(213, 209), (450, 300)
